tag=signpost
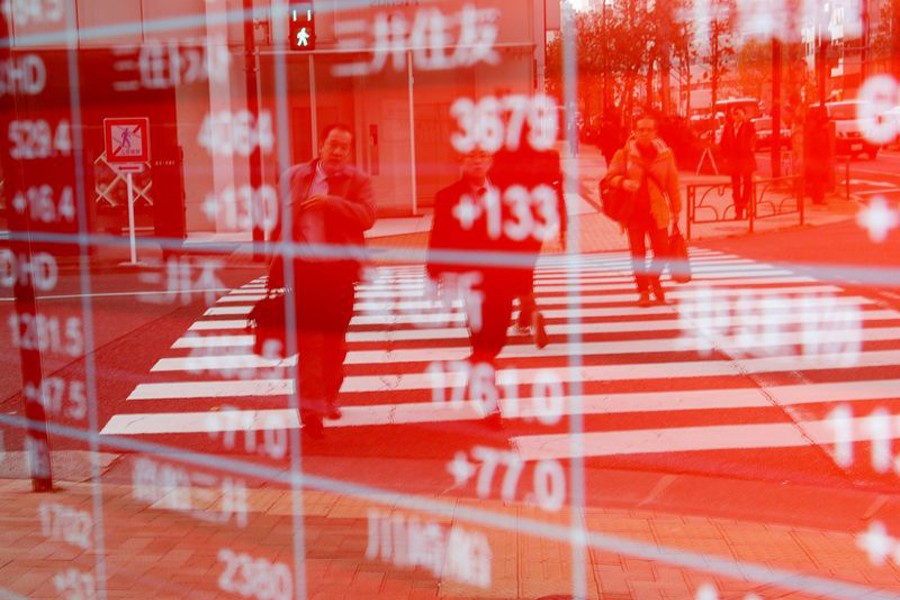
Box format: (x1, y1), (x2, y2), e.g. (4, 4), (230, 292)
(103, 117), (150, 264)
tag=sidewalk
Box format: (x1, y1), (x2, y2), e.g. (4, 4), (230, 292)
(367, 142), (862, 257)
(0, 453), (900, 599)
(1, 449), (898, 599)
(69, 142), (861, 270)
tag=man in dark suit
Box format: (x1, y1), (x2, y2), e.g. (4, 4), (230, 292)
(490, 129), (566, 349)
(427, 149), (513, 364)
(427, 149), (513, 426)
(720, 107), (757, 220)
(269, 124), (376, 439)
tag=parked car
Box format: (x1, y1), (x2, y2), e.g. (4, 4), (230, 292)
(750, 116), (790, 149)
(825, 100), (881, 159)
(689, 112), (725, 144)
(884, 105), (900, 147)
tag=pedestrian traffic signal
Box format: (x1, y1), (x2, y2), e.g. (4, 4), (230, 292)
(289, 3), (315, 52)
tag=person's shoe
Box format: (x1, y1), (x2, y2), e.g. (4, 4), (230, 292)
(637, 292), (652, 307)
(483, 410), (504, 431)
(651, 282), (666, 305)
(302, 415), (325, 440)
(532, 312), (549, 349)
(325, 399), (342, 420)
(516, 308), (532, 333)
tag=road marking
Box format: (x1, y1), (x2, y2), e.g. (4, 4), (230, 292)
(100, 409), (300, 435)
(230, 276), (838, 310)
(103, 378), (900, 435)
(205, 276), (825, 318)
(0, 288), (234, 302)
(177, 305), (898, 345)
(153, 325), (900, 373)
(510, 415), (885, 461)
(189, 320), (250, 331)
(190, 286), (864, 333)
(127, 348), (900, 400)
(855, 188), (900, 196)
(223, 280), (846, 310)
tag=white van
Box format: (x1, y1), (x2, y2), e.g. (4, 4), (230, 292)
(825, 100), (881, 159)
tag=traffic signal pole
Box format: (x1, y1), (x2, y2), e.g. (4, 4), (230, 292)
(243, 0), (265, 262)
(772, 37), (783, 179)
(0, 13), (54, 492)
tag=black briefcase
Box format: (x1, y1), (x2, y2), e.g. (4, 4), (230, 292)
(668, 225), (692, 284)
(247, 291), (287, 359)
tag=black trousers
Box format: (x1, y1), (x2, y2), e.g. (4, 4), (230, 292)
(806, 168), (827, 204)
(627, 213), (668, 294)
(291, 262), (357, 418)
(468, 278), (515, 365)
(731, 171), (753, 215)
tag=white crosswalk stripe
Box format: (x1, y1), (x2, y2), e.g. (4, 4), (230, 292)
(100, 250), (900, 467)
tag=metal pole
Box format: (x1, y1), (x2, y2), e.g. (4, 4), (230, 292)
(541, 0), (547, 92)
(243, 0), (265, 261)
(749, 180), (755, 234)
(860, 0), (869, 83)
(407, 50), (417, 215)
(0, 11), (53, 493)
(126, 172), (137, 264)
(686, 187), (693, 241)
(308, 54), (318, 154)
(772, 37), (783, 178)
(846, 155), (851, 201)
(817, 24), (828, 106)
(601, 0), (607, 117)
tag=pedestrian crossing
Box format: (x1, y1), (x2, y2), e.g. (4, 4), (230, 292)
(100, 248), (900, 473)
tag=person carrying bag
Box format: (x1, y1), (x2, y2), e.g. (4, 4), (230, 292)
(600, 114), (682, 307)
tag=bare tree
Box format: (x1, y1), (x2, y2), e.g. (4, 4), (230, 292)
(735, 39), (771, 101)
(704, 0), (737, 111)
(672, 10), (698, 116)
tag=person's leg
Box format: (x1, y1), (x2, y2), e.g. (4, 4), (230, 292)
(810, 168), (826, 204)
(296, 325), (327, 438)
(470, 281), (514, 364)
(741, 171), (753, 216)
(731, 172), (743, 218)
(516, 292), (535, 332)
(627, 221), (650, 303)
(647, 226), (669, 303)
(320, 269), (357, 419)
(467, 280), (513, 424)
(294, 265), (333, 437)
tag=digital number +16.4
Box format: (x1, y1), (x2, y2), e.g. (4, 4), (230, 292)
(10, 185), (76, 224)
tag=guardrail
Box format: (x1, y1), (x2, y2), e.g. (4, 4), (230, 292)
(686, 175), (805, 240)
